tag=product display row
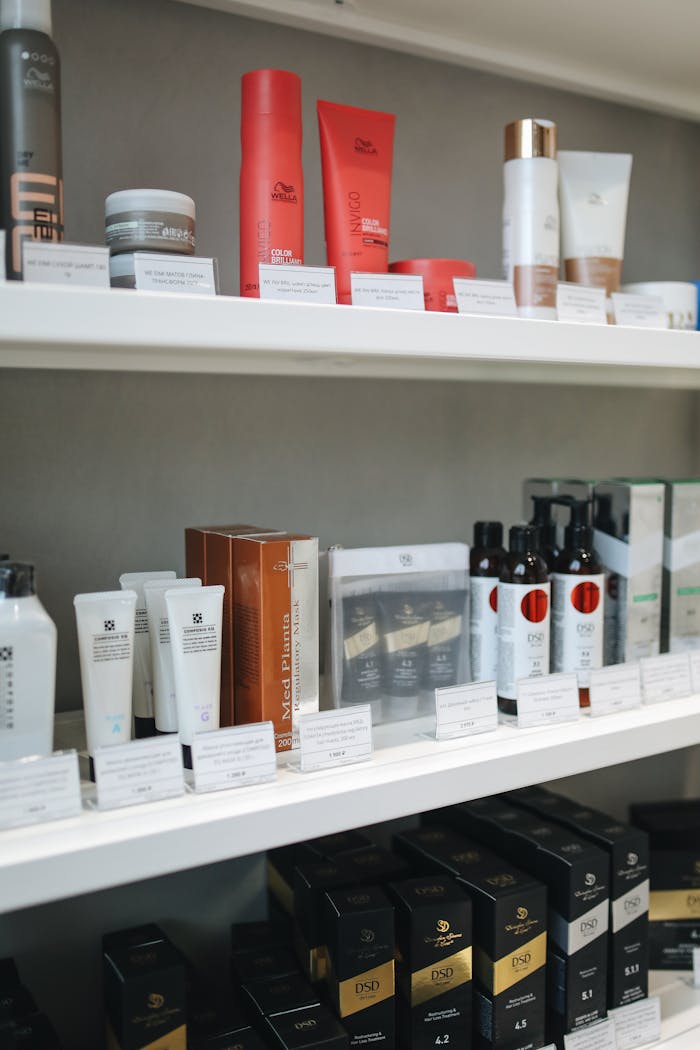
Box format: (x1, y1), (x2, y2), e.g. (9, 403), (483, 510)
(1, 3), (698, 326)
(7, 787), (696, 1050)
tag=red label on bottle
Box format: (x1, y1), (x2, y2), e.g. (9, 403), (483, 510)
(520, 589), (548, 623)
(489, 586), (498, 613)
(571, 580), (601, 614)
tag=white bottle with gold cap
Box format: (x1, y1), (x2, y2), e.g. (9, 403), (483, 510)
(503, 117), (559, 320)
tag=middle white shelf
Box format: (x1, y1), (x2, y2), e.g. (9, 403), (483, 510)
(2, 695), (700, 915)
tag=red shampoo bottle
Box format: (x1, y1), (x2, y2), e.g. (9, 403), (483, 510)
(240, 69), (304, 297)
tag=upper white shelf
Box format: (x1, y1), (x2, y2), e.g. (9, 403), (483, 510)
(177, 0), (700, 121)
(2, 283), (699, 388)
(1, 696), (700, 914)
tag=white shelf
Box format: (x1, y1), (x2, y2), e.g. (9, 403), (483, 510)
(652, 971), (700, 1047)
(2, 696), (700, 914)
(176, 0), (700, 121)
(2, 284), (699, 387)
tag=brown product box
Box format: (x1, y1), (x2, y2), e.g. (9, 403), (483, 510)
(185, 524), (277, 727)
(234, 533), (319, 752)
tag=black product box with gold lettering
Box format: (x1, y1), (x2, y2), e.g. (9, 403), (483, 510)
(388, 876), (472, 1050)
(630, 799), (700, 969)
(265, 1003), (349, 1050)
(294, 860), (363, 984)
(324, 885), (396, 1050)
(393, 826), (546, 1050)
(103, 924), (186, 1050)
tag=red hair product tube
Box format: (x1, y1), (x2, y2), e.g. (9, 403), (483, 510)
(240, 69), (304, 298)
(317, 100), (395, 305)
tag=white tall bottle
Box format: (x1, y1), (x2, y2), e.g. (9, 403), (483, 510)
(0, 562), (56, 760)
(503, 117), (559, 320)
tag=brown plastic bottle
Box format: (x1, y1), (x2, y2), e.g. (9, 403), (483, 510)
(497, 524), (550, 717)
(469, 521), (506, 683)
(551, 500), (604, 708)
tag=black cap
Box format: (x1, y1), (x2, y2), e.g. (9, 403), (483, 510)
(529, 496), (557, 547)
(473, 521), (503, 549)
(509, 524), (539, 554)
(0, 563), (35, 598)
(564, 500), (593, 550)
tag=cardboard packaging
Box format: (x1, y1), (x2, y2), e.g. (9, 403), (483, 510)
(267, 834), (375, 918)
(388, 876), (472, 1050)
(293, 860), (363, 984)
(234, 533), (319, 752)
(630, 799), (700, 968)
(0, 1013), (63, 1048)
(102, 924), (186, 1050)
(187, 971), (268, 1050)
(661, 480), (700, 653)
(264, 1004), (349, 1050)
(324, 885), (396, 1050)
(241, 973), (320, 1021)
(231, 945), (300, 985)
(185, 525), (278, 727)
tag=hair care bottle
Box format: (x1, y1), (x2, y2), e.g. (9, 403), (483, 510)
(0, 562), (56, 760)
(529, 495), (560, 573)
(0, 0), (63, 279)
(240, 68), (303, 298)
(503, 118), (558, 319)
(552, 501), (605, 708)
(594, 492), (620, 667)
(497, 525), (550, 716)
(469, 521), (506, 683)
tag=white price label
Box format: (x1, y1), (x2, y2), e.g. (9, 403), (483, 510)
(435, 681), (498, 741)
(589, 663), (642, 717)
(191, 722), (276, 793)
(516, 673), (580, 729)
(453, 278), (517, 317)
(557, 283), (607, 323)
(298, 706), (373, 773)
(94, 736), (184, 811)
(350, 272), (424, 310)
(609, 996), (661, 1050)
(133, 253), (218, 295)
(563, 1017), (617, 1050)
(612, 293), (669, 329)
(0, 231), (5, 281)
(689, 651), (700, 693)
(693, 946), (700, 987)
(640, 652), (692, 704)
(22, 242), (110, 287)
(0, 751), (82, 830)
(259, 264), (336, 304)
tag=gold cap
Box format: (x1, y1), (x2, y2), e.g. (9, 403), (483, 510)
(505, 118), (557, 161)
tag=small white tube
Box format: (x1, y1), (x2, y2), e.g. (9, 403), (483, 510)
(558, 151), (633, 297)
(73, 590), (137, 757)
(119, 570), (175, 734)
(144, 577), (201, 733)
(165, 585), (224, 756)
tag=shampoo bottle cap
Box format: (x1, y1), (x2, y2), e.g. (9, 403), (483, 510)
(241, 69), (302, 145)
(564, 500), (593, 550)
(509, 524), (539, 555)
(0, 0), (51, 34)
(473, 521), (503, 549)
(530, 496), (558, 548)
(0, 562), (35, 598)
(505, 118), (557, 161)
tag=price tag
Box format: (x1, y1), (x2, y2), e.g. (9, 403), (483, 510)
(0, 751), (82, 830)
(612, 293), (668, 328)
(259, 264), (336, 304)
(563, 1018), (617, 1050)
(693, 946), (700, 987)
(516, 673), (580, 729)
(0, 231), (5, 280)
(589, 663), (642, 717)
(640, 652), (692, 704)
(350, 272), (424, 310)
(133, 253), (218, 295)
(94, 736), (185, 811)
(435, 681), (498, 741)
(191, 722), (276, 793)
(609, 996), (661, 1050)
(298, 706), (373, 773)
(689, 650), (700, 693)
(453, 278), (517, 317)
(22, 242), (110, 287)
(557, 283), (607, 323)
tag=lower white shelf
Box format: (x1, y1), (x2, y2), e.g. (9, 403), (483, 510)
(1, 696), (700, 914)
(652, 971), (700, 1047)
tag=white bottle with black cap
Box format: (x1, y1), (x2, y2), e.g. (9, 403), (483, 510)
(0, 561), (57, 760)
(0, 0), (63, 278)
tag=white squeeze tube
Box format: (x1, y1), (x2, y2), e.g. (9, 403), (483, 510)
(119, 570), (175, 737)
(144, 577), (202, 734)
(73, 590), (137, 765)
(165, 585), (224, 764)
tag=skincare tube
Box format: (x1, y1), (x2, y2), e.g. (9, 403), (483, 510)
(376, 593), (430, 722)
(165, 584), (224, 765)
(144, 577), (201, 734)
(317, 100), (395, 305)
(559, 151), (632, 299)
(73, 590), (137, 767)
(119, 571), (175, 738)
